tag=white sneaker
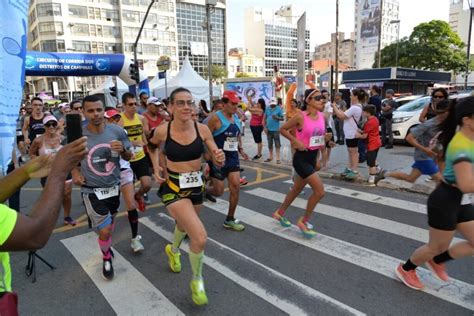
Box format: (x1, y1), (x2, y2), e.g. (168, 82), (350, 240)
(131, 235), (144, 253)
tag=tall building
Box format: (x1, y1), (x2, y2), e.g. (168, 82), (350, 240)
(449, 0), (474, 54)
(244, 5), (311, 77)
(313, 32), (355, 68)
(354, 0), (399, 69)
(227, 48), (264, 78)
(27, 0), (179, 95)
(176, 0), (227, 78)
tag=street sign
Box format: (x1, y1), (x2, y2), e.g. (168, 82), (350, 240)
(157, 56), (171, 71)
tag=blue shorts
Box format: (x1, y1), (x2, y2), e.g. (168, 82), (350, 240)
(412, 160), (439, 175)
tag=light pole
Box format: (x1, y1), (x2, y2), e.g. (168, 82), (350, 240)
(390, 19), (401, 67)
(377, 0), (384, 68)
(133, 0), (156, 86)
(205, 0), (217, 102)
(465, 0), (474, 90)
(335, 0), (339, 93)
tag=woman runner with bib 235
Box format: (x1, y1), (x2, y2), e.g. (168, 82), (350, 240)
(273, 88), (330, 238)
(395, 97), (474, 290)
(149, 87), (225, 305)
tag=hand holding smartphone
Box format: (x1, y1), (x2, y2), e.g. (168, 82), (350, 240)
(66, 114), (83, 143)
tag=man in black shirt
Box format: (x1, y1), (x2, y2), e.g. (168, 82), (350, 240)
(381, 89), (397, 149)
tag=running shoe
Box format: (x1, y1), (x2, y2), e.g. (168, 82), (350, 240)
(240, 177), (248, 186)
(165, 244), (181, 273)
(365, 182), (376, 187)
(296, 218), (316, 238)
(252, 154), (262, 160)
(340, 167), (351, 177)
(102, 258), (114, 280)
(64, 216), (76, 226)
(223, 219), (245, 231)
(395, 264), (424, 290)
(190, 279), (208, 306)
(375, 170), (386, 184)
(344, 170), (359, 180)
(131, 235), (144, 253)
(426, 260), (449, 282)
(143, 193), (151, 205)
(205, 193), (217, 203)
(134, 193), (146, 212)
(272, 210), (292, 227)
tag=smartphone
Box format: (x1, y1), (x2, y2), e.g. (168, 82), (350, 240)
(66, 114), (83, 143)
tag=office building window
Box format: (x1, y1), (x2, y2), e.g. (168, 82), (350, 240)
(41, 40), (65, 52)
(101, 0), (118, 4)
(37, 3), (62, 17)
(69, 5), (88, 18)
(102, 26), (120, 37)
(140, 12), (157, 24)
(104, 42), (122, 53)
(72, 40), (91, 52)
(122, 0), (139, 5)
(142, 44), (159, 55)
(123, 10), (140, 23)
(102, 9), (120, 22)
(38, 22), (63, 35)
(70, 23), (89, 36)
(123, 27), (139, 38)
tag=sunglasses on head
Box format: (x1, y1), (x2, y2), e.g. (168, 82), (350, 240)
(45, 122), (57, 127)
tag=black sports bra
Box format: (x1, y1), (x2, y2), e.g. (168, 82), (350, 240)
(164, 121), (204, 162)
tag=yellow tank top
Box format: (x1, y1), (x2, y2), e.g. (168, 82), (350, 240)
(121, 113), (145, 162)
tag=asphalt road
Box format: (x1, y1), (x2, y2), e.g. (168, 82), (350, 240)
(8, 163), (474, 315)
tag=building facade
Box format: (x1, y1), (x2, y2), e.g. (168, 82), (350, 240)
(176, 0), (227, 78)
(449, 0), (474, 55)
(27, 0), (179, 95)
(227, 48), (264, 78)
(313, 32), (355, 68)
(354, 0), (399, 69)
(244, 5), (311, 77)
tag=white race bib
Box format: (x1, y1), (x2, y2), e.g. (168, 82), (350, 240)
(223, 137), (239, 152)
(179, 171), (203, 189)
(461, 193), (474, 205)
(309, 136), (325, 147)
(94, 186), (119, 200)
(131, 146), (143, 154)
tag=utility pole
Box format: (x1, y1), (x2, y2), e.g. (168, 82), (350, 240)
(133, 0), (156, 86)
(335, 0), (339, 93)
(377, 0), (384, 68)
(465, 4), (473, 90)
(205, 0), (216, 102)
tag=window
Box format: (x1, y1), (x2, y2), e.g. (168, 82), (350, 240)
(123, 27), (139, 38)
(29, 9), (36, 24)
(142, 44), (159, 55)
(140, 12), (157, 24)
(100, 0), (118, 4)
(37, 3), (62, 16)
(104, 43), (122, 53)
(70, 23), (89, 36)
(69, 5), (87, 18)
(102, 9), (119, 22)
(122, 0), (139, 5)
(41, 40), (65, 52)
(38, 22), (63, 35)
(31, 27), (39, 42)
(102, 26), (120, 37)
(123, 10), (140, 22)
(72, 40), (91, 52)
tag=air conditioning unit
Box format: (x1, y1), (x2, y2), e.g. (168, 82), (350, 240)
(57, 31), (64, 35)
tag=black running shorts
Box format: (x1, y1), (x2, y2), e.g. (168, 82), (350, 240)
(366, 149), (379, 168)
(130, 156), (152, 179)
(250, 125), (263, 144)
(427, 182), (474, 231)
(159, 170), (204, 206)
(292, 149), (319, 179)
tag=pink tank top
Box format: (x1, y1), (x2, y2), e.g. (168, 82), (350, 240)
(296, 111), (326, 150)
(250, 113), (263, 126)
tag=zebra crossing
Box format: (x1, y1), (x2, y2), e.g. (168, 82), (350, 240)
(33, 178), (473, 315)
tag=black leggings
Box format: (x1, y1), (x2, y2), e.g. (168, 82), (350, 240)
(250, 125), (263, 143)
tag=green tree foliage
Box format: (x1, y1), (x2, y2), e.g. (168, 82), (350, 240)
(235, 72), (252, 78)
(373, 20), (467, 72)
(211, 65), (228, 82)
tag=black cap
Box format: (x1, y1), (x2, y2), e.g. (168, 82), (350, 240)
(455, 96), (474, 122)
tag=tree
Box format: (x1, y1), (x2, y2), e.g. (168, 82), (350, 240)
(235, 72), (252, 78)
(211, 65), (228, 82)
(373, 20), (468, 73)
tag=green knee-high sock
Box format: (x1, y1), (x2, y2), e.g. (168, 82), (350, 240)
(172, 226), (187, 252)
(189, 250), (204, 280)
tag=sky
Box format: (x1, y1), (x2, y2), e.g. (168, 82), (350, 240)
(226, 0), (450, 49)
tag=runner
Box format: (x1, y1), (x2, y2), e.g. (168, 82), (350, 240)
(28, 115), (76, 225)
(207, 90), (250, 231)
(72, 95), (133, 280)
(395, 97), (474, 290)
(105, 109), (144, 252)
(272, 88), (328, 238)
(119, 92), (152, 212)
(149, 87), (225, 305)
(137, 91), (149, 114)
(385, 100), (452, 184)
(22, 97), (45, 146)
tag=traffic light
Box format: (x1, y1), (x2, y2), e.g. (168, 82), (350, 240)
(129, 62), (140, 84)
(109, 86), (117, 97)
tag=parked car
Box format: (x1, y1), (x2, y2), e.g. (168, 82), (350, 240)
(394, 95), (425, 107)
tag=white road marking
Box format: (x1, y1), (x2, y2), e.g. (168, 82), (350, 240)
(147, 214), (365, 316)
(61, 232), (183, 316)
(283, 180), (427, 214)
(140, 217), (310, 316)
(204, 199), (474, 311)
(246, 188), (464, 244)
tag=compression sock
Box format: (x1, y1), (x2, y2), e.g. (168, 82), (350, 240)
(402, 259), (418, 271)
(98, 237), (112, 260)
(172, 226), (187, 253)
(433, 250), (454, 264)
(189, 250), (204, 280)
(127, 209), (139, 238)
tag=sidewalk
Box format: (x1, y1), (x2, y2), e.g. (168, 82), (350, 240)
(240, 127), (436, 195)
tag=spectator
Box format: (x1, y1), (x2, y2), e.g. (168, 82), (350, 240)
(247, 97), (265, 160)
(419, 88), (448, 123)
(263, 97), (284, 164)
(333, 92), (347, 144)
(381, 89), (397, 149)
(369, 85), (382, 119)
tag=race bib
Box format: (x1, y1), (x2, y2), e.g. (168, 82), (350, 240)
(16, 130), (22, 136)
(94, 186), (119, 200)
(309, 136), (325, 147)
(461, 193), (474, 205)
(223, 137), (239, 151)
(179, 171), (203, 189)
(131, 146), (143, 154)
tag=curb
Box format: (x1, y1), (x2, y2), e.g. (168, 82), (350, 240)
(241, 160), (434, 196)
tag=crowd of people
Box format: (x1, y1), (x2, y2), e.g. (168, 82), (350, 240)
(0, 85), (472, 312)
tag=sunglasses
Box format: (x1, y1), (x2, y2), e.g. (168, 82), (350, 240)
(175, 100), (195, 107)
(310, 95), (324, 101)
(45, 122), (57, 128)
(73, 106), (83, 110)
(433, 95), (445, 99)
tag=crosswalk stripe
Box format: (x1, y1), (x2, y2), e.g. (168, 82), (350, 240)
(61, 232), (184, 316)
(282, 180), (427, 214)
(245, 188), (465, 245)
(204, 199), (474, 311)
(140, 217), (311, 315)
(148, 213), (366, 316)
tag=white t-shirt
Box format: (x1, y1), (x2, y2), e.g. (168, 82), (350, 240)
(343, 104), (362, 139)
(324, 101), (335, 130)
